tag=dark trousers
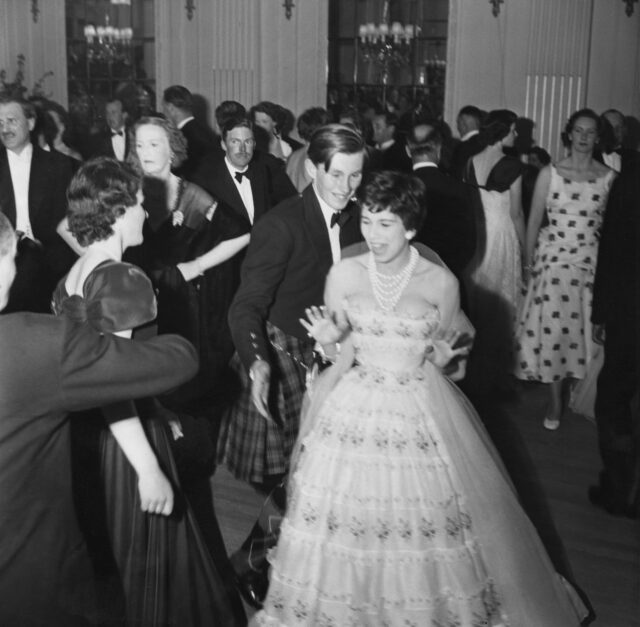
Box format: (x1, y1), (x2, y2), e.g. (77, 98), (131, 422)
(594, 319), (639, 507)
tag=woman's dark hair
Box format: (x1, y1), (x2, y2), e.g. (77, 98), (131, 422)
(250, 101), (281, 132)
(297, 107), (330, 142)
(128, 116), (188, 173)
(357, 170), (426, 233)
(561, 108), (602, 148)
(479, 109), (518, 146)
(67, 157), (140, 247)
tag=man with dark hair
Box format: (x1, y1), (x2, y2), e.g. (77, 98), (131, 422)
(0, 94), (74, 312)
(0, 213), (199, 625)
(90, 98), (130, 162)
(220, 124), (366, 607)
(370, 110), (412, 172)
(450, 104), (485, 180)
(407, 121), (476, 291)
(192, 115), (296, 229)
(162, 84), (216, 179)
(596, 108), (633, 174)
(214, 100), (247, 133)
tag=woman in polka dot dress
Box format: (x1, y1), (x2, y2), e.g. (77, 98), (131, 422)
(514, 109), (615, 430)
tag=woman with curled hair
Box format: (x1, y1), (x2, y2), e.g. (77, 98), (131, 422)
(52, 157), (245, 626)
(514, 109), (615, 430)
(254, 170), (587, 627)
(463, 108), (526, 396)
(251, 101), (301, 162)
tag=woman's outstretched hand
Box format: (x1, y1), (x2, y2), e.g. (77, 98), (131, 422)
(428, 329), (473, 370)
(300, 306), (343, 346)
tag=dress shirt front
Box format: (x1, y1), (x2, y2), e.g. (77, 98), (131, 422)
(177, 116), (195, 130)
(110, 127), (126, 161)
(225, 157), (255, 224)
(6, 143), (34, 239)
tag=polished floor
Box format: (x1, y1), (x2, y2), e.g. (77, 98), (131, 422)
(212, 381), (640, 626)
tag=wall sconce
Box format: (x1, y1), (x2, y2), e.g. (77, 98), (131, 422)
(185, 0), (195, 21)
(283, 0), (295, 20)
(31, 0), (40, 23)
(624, 0), (638, 16)
(489, 0), (504, 17)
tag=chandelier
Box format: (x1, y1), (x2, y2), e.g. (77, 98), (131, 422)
(84, 14), (133, 64)
(357, 1), (419, 84)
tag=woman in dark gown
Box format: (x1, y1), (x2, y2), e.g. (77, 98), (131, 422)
(52, 158), (245, 626)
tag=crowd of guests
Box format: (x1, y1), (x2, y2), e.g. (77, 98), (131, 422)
(0, 81), (638, 626)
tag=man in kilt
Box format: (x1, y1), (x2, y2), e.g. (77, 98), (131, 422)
(218, 124), (366, 606)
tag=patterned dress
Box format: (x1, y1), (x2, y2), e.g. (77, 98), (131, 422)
(514, 166), (615, 382)
(253, 302), (585, 626)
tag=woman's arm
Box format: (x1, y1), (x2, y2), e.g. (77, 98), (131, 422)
(509, 175), (526, 252)
(524, 165), (552, 268)
(177, 234), (250, 282)
(56, 217), (85, 257)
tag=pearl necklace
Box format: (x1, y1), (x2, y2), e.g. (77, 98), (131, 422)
(368, 246), (419, 312)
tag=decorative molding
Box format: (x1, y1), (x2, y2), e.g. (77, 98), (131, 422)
(623, 0), (638, 16)
(185, 0), (195, 21)
(489, 0), (504, 17)
(283, 0), (295, 20)
(31, 0), (40, 23)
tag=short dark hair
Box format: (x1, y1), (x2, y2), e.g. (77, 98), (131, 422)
(128, 116), (188, 172)
(407, 122), (443, 162)
(457, 105), (483, 124)
(0, 94), (36, 120)
(67, 157), (140, 247)
(528, 146), (551, 166)
(162, 85), (193, 113)
(374, 111), (399, 128)
(307, 123), (366, 171)
(357, 170), (426, 233)
(0, 212), (16, 259)
(215, 100), (246, 129)
(220, 115), (254, 141)
(297, 107), (330, 142)
(562, 108), (602, 147)
(479, 109), (518, 146)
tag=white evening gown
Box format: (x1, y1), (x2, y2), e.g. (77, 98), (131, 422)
(253, 302), (586, 627)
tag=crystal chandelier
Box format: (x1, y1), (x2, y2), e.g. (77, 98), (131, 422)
(84, 14), (133, 64)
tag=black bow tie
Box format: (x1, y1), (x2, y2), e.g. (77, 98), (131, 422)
(330, 211), (350, 228)
(111, 130), (124, 137)
(234, 170), (248, 183)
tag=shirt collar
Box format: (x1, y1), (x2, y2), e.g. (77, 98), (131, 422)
(413, 161), (438, 171)
(378, 139), (395, 151)
(225, 156), (249, 178)
(177, 116), (195, 130)
(313, 184), (346, 226)
(6, 141), (33, 163)
(461, 130), (479, 142)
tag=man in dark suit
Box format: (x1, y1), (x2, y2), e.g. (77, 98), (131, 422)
(223, 124), (365, 607)
(0, 213), (199, 626)
(162, 84), (217, 180)
(407, 121), (476, 287)
(589, 150), (640, 519)
(192, 116), (297, 230)
(0, 94), (74, 312)
(449, 105), (485, 180)
(89, 97), (130, 162)
(595, 108), (635, 175)
(370, 110), (412, 173)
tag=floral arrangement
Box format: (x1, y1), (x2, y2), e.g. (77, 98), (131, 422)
(0, 54), (53, 98)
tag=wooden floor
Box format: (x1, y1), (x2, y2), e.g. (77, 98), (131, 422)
(212, 381), (640, 626)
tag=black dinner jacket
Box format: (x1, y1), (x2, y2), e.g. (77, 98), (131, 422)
(192, 149), (296, 229)
(176, 118), (218, 181)
(412, 164), (477, 280)
(449, 133), (484, 181)
(229, 184), (362, 370)
(89, 127), (131, 161)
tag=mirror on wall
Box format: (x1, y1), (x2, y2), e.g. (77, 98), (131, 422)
(328, 0), (449, 120)
(65, 0), (155, 134)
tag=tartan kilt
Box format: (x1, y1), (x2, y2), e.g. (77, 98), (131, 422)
(217, 323), (314, 484)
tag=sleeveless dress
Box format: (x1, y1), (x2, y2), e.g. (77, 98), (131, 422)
(514, 166), (615, 382)
(52, 261), (245, 627)
(253, 302), (586, 626)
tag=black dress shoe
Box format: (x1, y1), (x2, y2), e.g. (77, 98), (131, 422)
(588, 485), (637, 519)
(235, 569), (269, 609)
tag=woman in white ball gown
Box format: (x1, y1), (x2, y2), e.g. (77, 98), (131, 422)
(253, 171), (588, 626)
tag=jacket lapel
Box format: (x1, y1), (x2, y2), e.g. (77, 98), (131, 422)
(28, 146), (47, 227)
(0, 149), (16, 226)
(301, 186), (333, 275)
